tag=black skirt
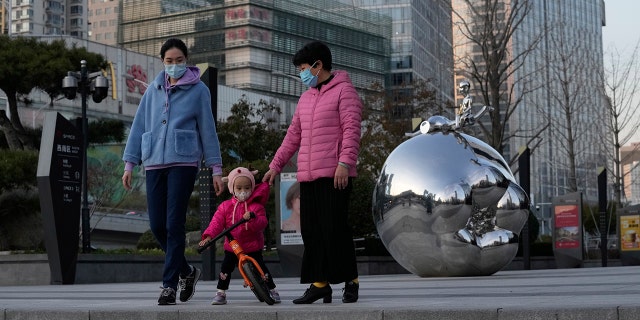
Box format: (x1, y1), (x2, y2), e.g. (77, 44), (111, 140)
(299, 177), (358, 284)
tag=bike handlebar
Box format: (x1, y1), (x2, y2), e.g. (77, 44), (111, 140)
(197, 212), (255, 254)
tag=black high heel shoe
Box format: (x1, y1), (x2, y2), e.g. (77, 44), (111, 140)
(292, 284), (332, 304)
(342, 281), (359, 303)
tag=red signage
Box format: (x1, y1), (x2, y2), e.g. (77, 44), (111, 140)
(554, 205), (580, 249)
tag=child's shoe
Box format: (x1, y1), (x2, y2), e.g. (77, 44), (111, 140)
(270, 289), (281, 304)
(211, 291), (227, 305)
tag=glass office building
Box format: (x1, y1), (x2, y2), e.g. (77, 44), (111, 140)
(119, 0), (392, 102)
(453, 0), (607, 205)
(345, 0), (455, 105)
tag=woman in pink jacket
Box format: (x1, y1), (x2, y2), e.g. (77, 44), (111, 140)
(263, 41), (362, 304)
(200, 167), (280, 305)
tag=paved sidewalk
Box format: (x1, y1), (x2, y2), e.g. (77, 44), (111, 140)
(2, 266), (639, 320)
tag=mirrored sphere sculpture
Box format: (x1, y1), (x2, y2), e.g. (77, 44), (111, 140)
(373, 116), (529, 277)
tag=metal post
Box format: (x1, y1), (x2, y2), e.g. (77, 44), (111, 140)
(518, 146), (531, 270)
(80, 60), (90, 253)
(597, 167), (607, 267)
(198, 66), (218, 280)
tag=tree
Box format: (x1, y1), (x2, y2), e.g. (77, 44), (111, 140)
(216, 95), (286, 167)
(451, 0), (543, 155)
(355, 80), (445, 238)
(359, 80), (447, 182)
(0, 36), (105, 150)
(88, 119), (125, 144)
(540, 22), (601, 193)
(600, 41), (640, 206)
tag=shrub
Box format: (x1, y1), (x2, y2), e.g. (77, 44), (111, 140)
(0, 150), (38, 193)
(0, 189), (43, 251)
(136, 230), (161, 250)
(0, 150), (42, 251)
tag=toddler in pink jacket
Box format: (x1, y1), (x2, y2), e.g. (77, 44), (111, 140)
(199, 167), (279, 305)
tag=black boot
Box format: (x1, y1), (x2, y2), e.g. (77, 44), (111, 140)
(342, 281), (359, 303)
(292, 284), (332, 304)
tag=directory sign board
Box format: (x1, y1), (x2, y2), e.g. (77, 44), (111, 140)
(37, 112), (82, 284)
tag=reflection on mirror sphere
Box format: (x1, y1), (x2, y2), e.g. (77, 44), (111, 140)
(373, 131), (529, 277)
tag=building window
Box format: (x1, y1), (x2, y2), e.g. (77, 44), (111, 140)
(70, 5), (83, 14)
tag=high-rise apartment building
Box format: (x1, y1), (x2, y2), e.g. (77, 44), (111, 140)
(453, 0), (607, 206)
(1, 0), (9, 34)
(119, 0), (391, 102)
(8, 0), (88, 38)
(88, 0), (119, 45)
(346, 0), (455, 105)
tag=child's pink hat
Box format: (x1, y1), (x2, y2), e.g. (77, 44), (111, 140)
(226, 167), (256, 192)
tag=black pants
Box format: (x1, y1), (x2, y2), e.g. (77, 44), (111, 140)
(299, 177), (358, 284)
(217, 250), (276, 290)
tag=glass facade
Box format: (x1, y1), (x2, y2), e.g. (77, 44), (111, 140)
(515, 0), (607, 204)
(119, 0), (391, 102)
(345, 0), (455, 104)
(454, 0), (607, 205)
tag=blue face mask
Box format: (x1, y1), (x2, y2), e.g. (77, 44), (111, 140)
(299, 61), (320, 87)
(165, 63), (187, 79)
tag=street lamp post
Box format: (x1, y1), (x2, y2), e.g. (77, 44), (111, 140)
(62, 60), (109, 253)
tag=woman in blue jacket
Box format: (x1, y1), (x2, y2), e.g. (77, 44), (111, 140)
(121, 38), (224, 305)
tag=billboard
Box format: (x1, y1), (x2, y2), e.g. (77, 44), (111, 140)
(620, 214), (640, 251)
(553, 205), (581, 249)
(279, 172), (302, 245)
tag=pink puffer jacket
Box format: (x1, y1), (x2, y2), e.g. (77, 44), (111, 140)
(269, 70), (362, 182)
(201, 182), (269, 253)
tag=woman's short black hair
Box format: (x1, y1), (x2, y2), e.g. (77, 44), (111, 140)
(292, 41), (332, 71)
(160, 38), (188, 60)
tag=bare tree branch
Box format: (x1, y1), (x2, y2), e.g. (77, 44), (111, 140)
(452, 0), (545, 155)
(599, 39), (640, 205)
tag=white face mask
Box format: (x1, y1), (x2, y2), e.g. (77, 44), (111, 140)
(234, 191), (251, 202)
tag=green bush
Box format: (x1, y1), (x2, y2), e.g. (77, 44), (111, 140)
(0, 150), (42, 251)
(136, 230), (161, 250)
(348, 176), (376, 238)
(0, 189), (43, 251)
(0, 150), (38, 193)
(186, 213), (201, 232)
